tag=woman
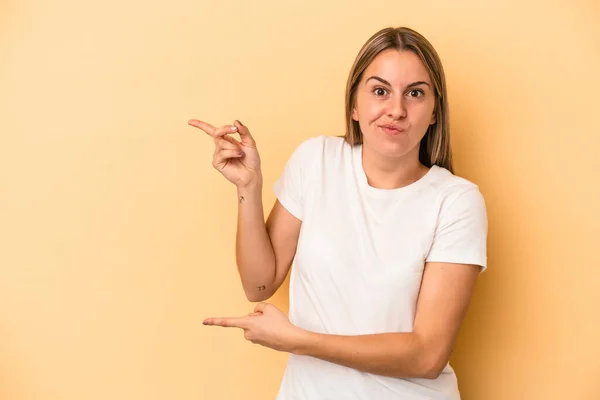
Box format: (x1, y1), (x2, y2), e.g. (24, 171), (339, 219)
(189, 26), (488, 400)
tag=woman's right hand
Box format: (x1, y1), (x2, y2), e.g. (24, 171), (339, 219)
(188, 119), (262, 189)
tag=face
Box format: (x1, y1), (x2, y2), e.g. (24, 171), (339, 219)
(352, 49), (437, 160)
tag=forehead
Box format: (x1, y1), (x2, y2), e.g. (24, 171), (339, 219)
(362, 49), (431, 84)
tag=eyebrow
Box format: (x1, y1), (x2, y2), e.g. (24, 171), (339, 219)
(365, 76), (431, 89)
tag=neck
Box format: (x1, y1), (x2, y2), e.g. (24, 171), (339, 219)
(361, 146), (428, 190)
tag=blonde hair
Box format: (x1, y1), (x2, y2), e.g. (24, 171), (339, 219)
(344, 27), (453, 173)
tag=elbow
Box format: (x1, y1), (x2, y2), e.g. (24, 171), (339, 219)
(419, 354), (449, 380)
(245, 292), (269, 303)
(243, 276), (279, 302)
(421, 364), (445, 380)
(410, 334), (450, 379)
(244, 288), (275, 303)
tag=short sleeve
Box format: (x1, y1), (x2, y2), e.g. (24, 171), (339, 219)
(426, 186), (489, 272)
(272, 136), (322, 221)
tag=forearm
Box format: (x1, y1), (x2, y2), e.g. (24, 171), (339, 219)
(293, 331), (444, 379)
(235, 181), (277, 300)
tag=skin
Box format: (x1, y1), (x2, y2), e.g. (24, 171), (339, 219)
(353, 49), (436, 189)
(195, 49), (480, 380)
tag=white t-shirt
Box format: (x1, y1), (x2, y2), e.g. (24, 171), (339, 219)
(272, 135), (488, 400)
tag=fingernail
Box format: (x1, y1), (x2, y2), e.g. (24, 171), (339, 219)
(238, 152), (245, 157)
(231, 126), (237, 131)
(203, 321), (208, 325)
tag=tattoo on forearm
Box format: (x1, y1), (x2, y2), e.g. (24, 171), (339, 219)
(239, 195), (245, 203)
(257, 285), (266, 291)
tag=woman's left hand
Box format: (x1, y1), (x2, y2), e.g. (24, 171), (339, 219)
(203, 303), (307, 353)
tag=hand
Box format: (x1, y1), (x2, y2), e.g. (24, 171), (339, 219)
(188, 119), (262, 188)
(203, 303), (307, 353)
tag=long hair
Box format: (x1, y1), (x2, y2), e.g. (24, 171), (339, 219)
(344, 27), (453, 173)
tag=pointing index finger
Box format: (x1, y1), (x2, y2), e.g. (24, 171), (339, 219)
(203, 316), (250, 329)
(188, 119), (216, 137)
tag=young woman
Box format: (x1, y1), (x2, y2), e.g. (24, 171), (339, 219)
(189, 26), (488, 400)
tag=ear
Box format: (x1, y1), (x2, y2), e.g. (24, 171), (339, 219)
(352, 107), (358, 121)
(429, 108), (437, 125)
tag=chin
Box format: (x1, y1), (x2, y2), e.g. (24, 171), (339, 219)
(380, 146), (411, 160)
(365, 135), (412, 159)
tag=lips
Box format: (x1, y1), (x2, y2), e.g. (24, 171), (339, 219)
(379, 124), (406, 135)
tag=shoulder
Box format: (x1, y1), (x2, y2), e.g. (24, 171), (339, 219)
(291, 134), (347, 154)
(428, 166), (485, 205)
(273, 135), (348, 219)
(286, 134), (350, 166)
(424, 168), (488, 269)
(277, 134), (349, 180)
(425, 167), (487, 221)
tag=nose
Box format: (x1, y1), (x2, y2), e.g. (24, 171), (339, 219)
(388, 95), (407, 119)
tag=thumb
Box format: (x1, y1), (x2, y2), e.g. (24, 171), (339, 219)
(234, 120), (256, 147)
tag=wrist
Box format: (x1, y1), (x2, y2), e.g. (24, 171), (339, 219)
(289, 328), (316, 355)
(236, 183), (262, 205)
(237, 177), (263, 193)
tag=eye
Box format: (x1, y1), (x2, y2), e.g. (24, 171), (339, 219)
(373, 87), (388, 97)
(407, 89), (424, 97)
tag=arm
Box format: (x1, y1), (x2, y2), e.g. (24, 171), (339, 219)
(236, 191), (301, 302)
(291, 261), (480, 379)
(205, 184), (486, 379)
(188, 119), (301, 303)
(235, 130), (318, 302)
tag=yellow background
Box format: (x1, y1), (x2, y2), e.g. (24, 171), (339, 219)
(1, 1), (599, 399)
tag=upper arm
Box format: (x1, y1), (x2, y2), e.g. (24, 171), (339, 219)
(265, 137), (322, 297)
(413, 262), (480, 377)
(413, 186), (488, 377)
(264, 199), (302, 295)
